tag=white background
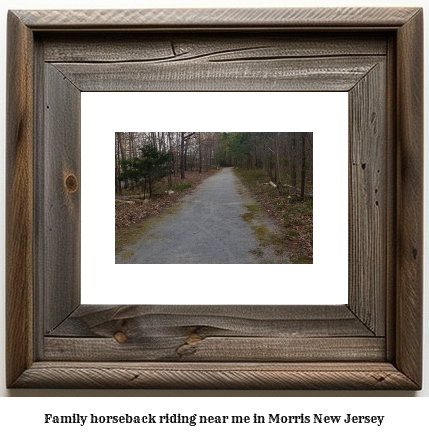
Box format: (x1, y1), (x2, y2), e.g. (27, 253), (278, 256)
(82, 92), (348, 305)
(0, 0), (428, 425)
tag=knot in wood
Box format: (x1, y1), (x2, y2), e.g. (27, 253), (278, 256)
(186, 333), (203, 344)
(114, 331), (128, 343)
(65, 174), (78, 193)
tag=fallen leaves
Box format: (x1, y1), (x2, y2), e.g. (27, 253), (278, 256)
(115, 170), (216, 229)
(235, 168), (313, 264)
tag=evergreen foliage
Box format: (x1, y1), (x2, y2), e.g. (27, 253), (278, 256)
(119, 144), (170, 198)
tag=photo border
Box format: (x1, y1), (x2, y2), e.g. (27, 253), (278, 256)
(82, 93), (348, 306)
(6, 7), (423, 389)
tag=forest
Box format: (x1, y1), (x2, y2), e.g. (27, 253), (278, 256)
(115, 132), (312, 197)
(115, 132), (313, 263)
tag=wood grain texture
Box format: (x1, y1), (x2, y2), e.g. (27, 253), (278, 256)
(43, 64), (81, 332)
(11, 362), (419, 390)
(44, 305), (380, 362)
(6, 11), (35, 388)
(14, 8), (420, 29)
(395, 10), (423, 388)
(47, 305), (375, 338)
(52, 56), (383, 92)
(42, 34), (387, 63)
(385, 34), (397, 363)
(6, 8), (423, 390)
(44, 337), (385, 362)
(348, 61), (386, 336)
(33, 38), (46, 361)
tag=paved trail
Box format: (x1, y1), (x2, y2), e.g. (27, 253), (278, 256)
(116, 168), (289, 264)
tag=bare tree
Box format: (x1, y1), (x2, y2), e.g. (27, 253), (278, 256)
(180, 132), (196, 179)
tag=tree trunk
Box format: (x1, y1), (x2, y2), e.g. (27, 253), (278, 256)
(167, 133), (174, 188)
(300, 133), (306, 199)
(119, 132), (129, 189)
(180, 132), (195, 179)
(148, 176), (152, 197)
(180, 132), (186, 179)
(291, 133), (297, 187)
(115, 133), (122, 194)
(274, 134), (282, 188)
(184, 143), (189, 171)
(199, 140), (203, 174)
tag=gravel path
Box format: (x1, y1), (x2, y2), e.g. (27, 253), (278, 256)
(116, 168), (289, 264)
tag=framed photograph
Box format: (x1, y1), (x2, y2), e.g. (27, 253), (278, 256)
(6, 7), (423, 389)
(85, 93), (346, 306)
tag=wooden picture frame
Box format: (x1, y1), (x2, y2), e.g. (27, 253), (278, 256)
(6, 7), (423, 389)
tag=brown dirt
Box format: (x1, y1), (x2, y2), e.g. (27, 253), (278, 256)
(115, 170), (217, 229)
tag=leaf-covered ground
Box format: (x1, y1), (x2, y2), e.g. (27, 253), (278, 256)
(234, 168), (313, 263)
(115, 170), (216, 229)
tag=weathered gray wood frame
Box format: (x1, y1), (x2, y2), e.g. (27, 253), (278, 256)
(6, 8), (423, 389)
